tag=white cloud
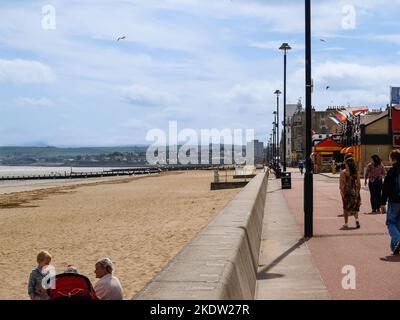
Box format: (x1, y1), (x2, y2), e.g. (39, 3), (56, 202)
(290, 61), (400, 107)
(120, 118), (153, 130)
(320, 47), (345, 51)
(120, 84), (178, 107)
(0, 59), (55, 84)
(367, 34), (400, 45)
(14, 97), (53, 107)
(220, 80), (281, 116)
(314, 61), (400, 87)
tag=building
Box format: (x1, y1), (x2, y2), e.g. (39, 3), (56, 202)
(290, 106), (305, 165)
(283, 100), (301, 166)
(325, 106), (400, 176)
(341, 109), (391, 175)
(246, 140), (264, 165)
(289, 106), (342, 165)
(312, 137), (343, 173)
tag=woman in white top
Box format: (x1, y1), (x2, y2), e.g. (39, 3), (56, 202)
(94, 257), (123, 300)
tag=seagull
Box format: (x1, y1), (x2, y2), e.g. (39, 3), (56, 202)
(320, 39), (327, 42)
(117, 36), (127, 41)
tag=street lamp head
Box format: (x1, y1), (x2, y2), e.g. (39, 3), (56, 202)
(274, 89), (282, 96)
(279, 42), (292, 52)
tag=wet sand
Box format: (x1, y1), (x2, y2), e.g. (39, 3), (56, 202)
(0, 171), (241, 300)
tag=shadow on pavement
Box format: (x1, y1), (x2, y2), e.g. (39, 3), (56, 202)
(363, 212), (386, 216)
(380, 256), (400, 262)
(257, 238), (307, 280)
(267, 189), (281, 194)
(257, 272), (285, 280)
(314, 232), (387, 238)
(339, 227), (359, 231)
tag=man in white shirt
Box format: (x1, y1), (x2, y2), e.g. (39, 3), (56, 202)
(94, 257), (123, 300)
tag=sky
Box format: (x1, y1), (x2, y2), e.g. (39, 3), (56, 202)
(1, 0), (400, 146)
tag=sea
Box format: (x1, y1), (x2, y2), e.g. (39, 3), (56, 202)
(0, 165), (129, 189)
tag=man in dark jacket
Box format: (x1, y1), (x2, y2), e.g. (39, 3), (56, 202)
(381, 150), (400, 255)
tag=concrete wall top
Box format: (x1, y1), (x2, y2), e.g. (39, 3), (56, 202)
(134, 172), (268, 300)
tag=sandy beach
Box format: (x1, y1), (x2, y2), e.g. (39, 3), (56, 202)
(0, 171), (242, 300)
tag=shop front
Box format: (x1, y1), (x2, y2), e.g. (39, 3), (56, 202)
(312, 137), (343, 173)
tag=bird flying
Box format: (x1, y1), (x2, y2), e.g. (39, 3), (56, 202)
(326, 86), (330, 90)
(320, 39), (327, 42)
(117, 36), (127, 41)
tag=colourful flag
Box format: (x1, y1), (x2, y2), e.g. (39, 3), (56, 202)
(335, 112), (347, 122)
(337, 110), (347, 118)
(338, 110), (352, 119)
(329, 116), (341, 125)
(333, 113), (344, 123)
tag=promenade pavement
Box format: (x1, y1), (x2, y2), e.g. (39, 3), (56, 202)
(257, 169), (400, 300)
(318, 172), (340, 179)
(255, 175), (329, 300)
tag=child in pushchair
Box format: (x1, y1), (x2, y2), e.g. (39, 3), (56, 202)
(47, 272), (98, 300)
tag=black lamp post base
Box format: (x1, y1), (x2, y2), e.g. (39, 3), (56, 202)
(275, 166), (281, 179)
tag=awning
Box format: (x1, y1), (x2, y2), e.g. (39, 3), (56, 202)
(347, 147), (355, 154)
(315, 146), (342, 152)
(341, 146), (355, 154)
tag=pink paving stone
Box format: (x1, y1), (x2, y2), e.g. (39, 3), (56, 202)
(282, 170), (400, 300)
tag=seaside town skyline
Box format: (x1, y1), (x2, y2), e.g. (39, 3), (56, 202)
(1, 0), (400, 147)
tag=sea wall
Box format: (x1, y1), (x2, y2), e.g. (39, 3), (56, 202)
(134, 172), (268, 300)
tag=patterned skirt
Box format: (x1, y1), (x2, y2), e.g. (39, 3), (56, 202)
(343, 192), (361, 215)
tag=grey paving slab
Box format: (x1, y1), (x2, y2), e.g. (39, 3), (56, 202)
(255, 178), (330, 300)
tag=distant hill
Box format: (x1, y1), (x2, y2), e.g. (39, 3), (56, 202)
(0, 145), (249, 166)
(0, 146), (148, 158)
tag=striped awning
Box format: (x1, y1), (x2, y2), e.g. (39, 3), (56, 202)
(341, 147), (355, 154)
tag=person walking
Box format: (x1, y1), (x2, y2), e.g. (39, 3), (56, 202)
(339, 157), (361, 230)
(298, 160), (304, 175)
(364, 155), (386, 214)
(381, 150), (400, 255)
(338, 154), (353, 218)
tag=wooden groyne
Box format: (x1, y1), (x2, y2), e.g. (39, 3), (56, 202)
(0, 168), (162, 181)
(0, 164), (241, 181)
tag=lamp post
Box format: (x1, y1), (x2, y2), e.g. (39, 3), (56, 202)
(279, 42), (291, 172)
(304, 0), (313, 238)
(272, 119), (276, 169)
(274, 90), (282, 172)
(273, 112), (277, 170)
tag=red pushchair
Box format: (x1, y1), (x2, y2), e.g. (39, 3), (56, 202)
(47, 273), (98, 300)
